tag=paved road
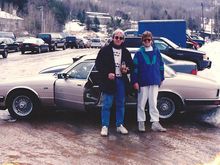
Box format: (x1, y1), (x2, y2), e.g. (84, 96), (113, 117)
(0, 48), (220, 165)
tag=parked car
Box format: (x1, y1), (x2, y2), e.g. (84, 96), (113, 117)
(0, 40), (8, 58)
(188, 34), (205, 47)
(0, 31), (16, 41)
(76, 37), (85, 48)
(20, 38), (49, 54)
(162, 54), (198, 75)
(0, 54), (219, 120)
(16, 36), (35, 49)
(37, 33), (66, 51)
(0, 37), (20, 52)
(66, 36), (78, 49)
(186, 34), (200, 49)
(124, 37), (212, 71)
(91, 38), (104, 48)
(128, 48), (198, 75)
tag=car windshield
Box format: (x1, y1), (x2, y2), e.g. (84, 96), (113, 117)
(92, 38), (101, 42)
(68, 61), (94, 79)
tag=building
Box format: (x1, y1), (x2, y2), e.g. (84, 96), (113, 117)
(0, 9), (24, 33)
(86, 12), (111, 25)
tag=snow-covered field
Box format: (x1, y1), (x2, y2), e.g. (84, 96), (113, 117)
(198, 41), (220, 83)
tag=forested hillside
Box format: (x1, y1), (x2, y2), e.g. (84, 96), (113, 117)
(0, 0), (219, 33)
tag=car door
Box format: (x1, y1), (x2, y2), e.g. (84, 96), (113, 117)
(54, 61), (95, 110)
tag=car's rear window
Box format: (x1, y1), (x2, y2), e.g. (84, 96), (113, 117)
(66, 36), (76, 41)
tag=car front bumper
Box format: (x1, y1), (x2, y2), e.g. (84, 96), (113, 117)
(199, 59), (212, 70)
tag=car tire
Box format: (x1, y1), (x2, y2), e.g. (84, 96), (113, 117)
(63, 44), (66, 50)
(157, 95), (178, 120)
(37, 47), (41, 54)
(21, 50), (25, 54)
(2, 50), (8, 58)
(53, 45), (57, 51)
(16, 47), (20, 52)
(8, 92), (39, 119)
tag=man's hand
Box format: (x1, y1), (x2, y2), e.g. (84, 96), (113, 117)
(121, 67), (129, 74)
(133, 83), (139, 90)
(108, 73), (115, 80)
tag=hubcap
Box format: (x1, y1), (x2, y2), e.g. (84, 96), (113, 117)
(12, 95), (33, 116)
(157, 97), (175, 119)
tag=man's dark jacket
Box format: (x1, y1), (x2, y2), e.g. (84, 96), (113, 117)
(95, 41), (133, 94)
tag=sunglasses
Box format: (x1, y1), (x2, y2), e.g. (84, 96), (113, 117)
(143, 38), (152, 42)
(114, 36), (124, 40)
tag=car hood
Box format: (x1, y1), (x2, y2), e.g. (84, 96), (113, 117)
(176, 47), (205, 55)
(0, 74), (56, 89)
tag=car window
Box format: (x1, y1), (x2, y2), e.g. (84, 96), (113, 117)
(154, 40), (170, 50)
(124, 37), (142, 48)
(68, 62), (94, 79)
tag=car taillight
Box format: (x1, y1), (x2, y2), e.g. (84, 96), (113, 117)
(31, 43), (38, 46)
(191, 69), (197, 75)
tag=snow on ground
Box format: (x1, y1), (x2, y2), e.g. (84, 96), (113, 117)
(198, 41), (220, 83)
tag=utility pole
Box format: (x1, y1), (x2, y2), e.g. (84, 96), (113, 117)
(39, 6), (44, 33)
(201, 3), (204, 32)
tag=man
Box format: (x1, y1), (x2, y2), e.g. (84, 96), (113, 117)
(131, 31), (167, 132)
(95, 29), (133, 136)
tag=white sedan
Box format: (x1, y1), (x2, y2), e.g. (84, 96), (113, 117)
(0, 54), (219, 120)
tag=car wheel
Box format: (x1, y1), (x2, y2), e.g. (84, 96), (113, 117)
(53, 45), (57, 51)
(2, 50), (8, 58)
(8, 92), (38, 119)
(157, 95), (176, 119)
(21, 50), (25, 54)
(37, 47), (41, 54)
(63, 44), (66, 50)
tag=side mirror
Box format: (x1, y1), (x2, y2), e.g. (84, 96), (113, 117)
(57, 73), (69, 79)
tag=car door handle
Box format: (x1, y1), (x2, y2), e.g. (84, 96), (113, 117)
(77, 84), (82, 86)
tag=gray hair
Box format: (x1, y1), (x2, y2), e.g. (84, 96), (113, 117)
(112, 29), (125, 38)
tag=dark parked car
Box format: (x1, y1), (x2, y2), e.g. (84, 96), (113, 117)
(37, 33), (66, 51)
(187, 34), (205, 47)
(0, 40), (8, 58)
(0, 37), (20, 52)
(128, 48), (198, 75)
(20, 38), (49, 54)
(124, 37), (212, 71)
(66, 36), (78, 49)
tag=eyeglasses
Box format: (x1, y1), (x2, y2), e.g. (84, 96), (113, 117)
(143, 38), (152, 42)
(114, 36), (124, 40)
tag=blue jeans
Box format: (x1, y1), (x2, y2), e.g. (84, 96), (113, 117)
(101, 77), (125, 127)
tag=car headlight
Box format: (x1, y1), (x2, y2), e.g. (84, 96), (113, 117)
(203, 54), (208, 60)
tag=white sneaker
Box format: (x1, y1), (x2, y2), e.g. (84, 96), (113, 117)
(116, 125), (128, 134)
(138, 121), (145, 132)
(151, 122), (167, 132)
(100, 126), (108, 136)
